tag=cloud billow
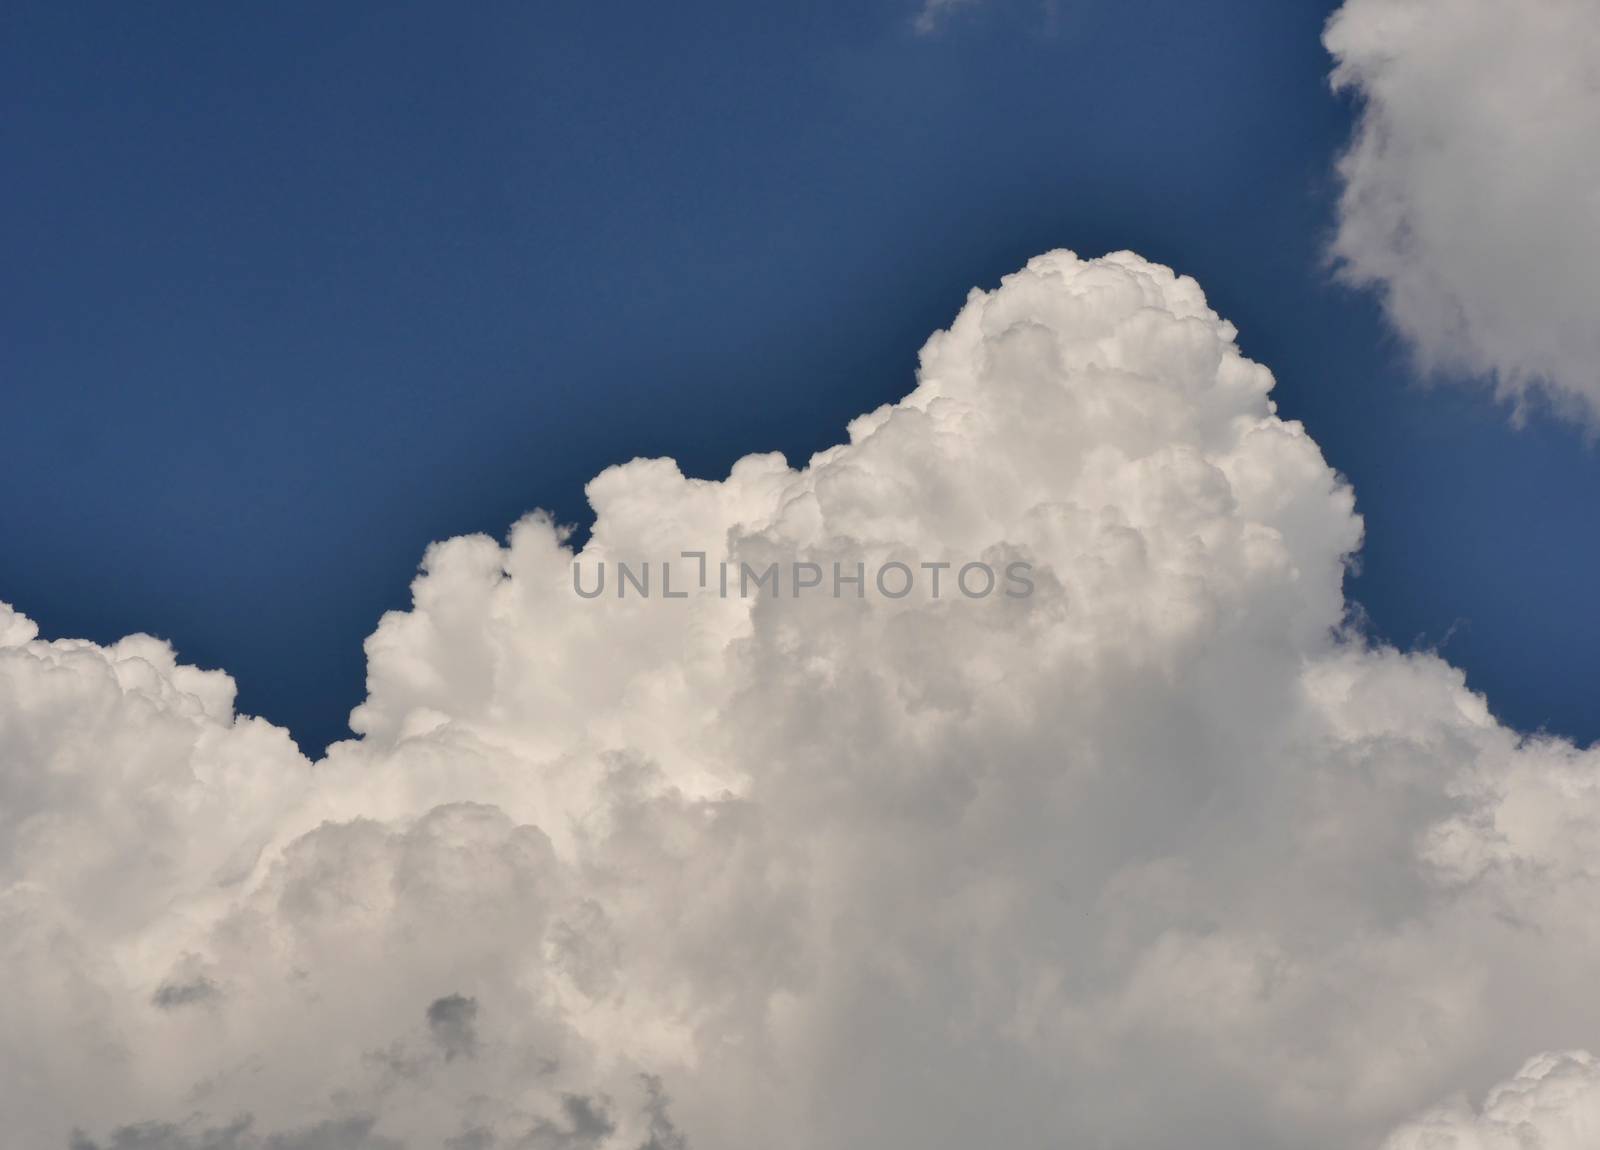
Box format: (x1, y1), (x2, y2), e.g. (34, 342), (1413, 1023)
(2, 251), (1597, 1147)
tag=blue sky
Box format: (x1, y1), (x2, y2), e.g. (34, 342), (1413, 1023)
(4, 0), (1595, 755)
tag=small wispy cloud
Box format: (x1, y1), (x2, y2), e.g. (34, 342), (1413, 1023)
(913, 0), (982, 35)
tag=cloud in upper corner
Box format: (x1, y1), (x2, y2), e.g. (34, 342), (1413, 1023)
(1325, 0), (1600, 426)
(5, 251), (1600, 1149)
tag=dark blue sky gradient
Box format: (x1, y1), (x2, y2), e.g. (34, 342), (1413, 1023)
(4, 0), (1596, 754)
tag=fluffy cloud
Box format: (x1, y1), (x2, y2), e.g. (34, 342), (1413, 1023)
(4, 251), (1599, 1148)
(1325, 0), (1600, 424)
(1383, 1052), (1600, 1149)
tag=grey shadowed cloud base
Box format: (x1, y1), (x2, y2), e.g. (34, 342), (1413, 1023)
(5, 249), (1600, 1149)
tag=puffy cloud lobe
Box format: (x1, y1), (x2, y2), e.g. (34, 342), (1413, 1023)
(3, 251), (1600, 1148)
(1383, 1052), (1600, 1149)
(1325, 0), (1600, 423)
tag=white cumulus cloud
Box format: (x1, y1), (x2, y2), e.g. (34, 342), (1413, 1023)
(1325, 0), (1600, 424)
(4, 251), (1600, 1149)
